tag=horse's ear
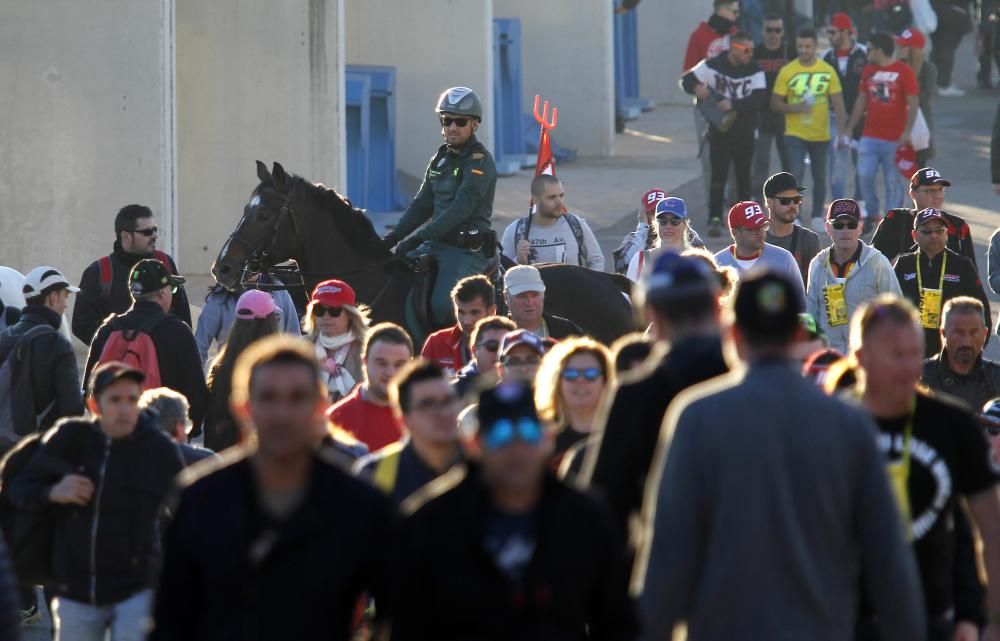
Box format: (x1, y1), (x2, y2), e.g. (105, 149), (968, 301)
(272, 162), (288, 191)
(256, 160), (271, 184)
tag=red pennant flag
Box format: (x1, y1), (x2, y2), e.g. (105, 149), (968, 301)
(535, 127), (555, 177)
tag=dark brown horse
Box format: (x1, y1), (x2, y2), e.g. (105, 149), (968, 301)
(213, 162), (634, 344)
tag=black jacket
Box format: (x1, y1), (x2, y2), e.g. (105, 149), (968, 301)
(894, 248), (992, 356)
(582, 335), (728, 538)
(392, 464), (637, 641)
(543, 313), (583, 341)
(149, 448), (396, 641)
(72, 242), (191, 345)
(822, 42), (869, 136)
(0, 305), (84, 432)
(922, 351), (1000, 412)
(682, 53), (767, 137)
(7, 413), (184, 605)
(872, 207), (977, 268)
(992, 103), (1000, 184)
(85, 301), (208, 429)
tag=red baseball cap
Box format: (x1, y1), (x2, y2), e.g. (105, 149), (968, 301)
(310, 279), (356, 308)
(895, 28), (926, 50)
(728, 201), (769, 230)
(895, 144), (918, 180)
(642, 188), (669, 214)
(831, 12), (854, 32)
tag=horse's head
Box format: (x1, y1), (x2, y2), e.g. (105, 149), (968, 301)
(213, 161), (302, 291)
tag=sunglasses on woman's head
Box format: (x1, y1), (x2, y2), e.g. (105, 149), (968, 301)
(313, 305), (343, 317)
(477, 339), (500, 353)
(561, 367), (603, 382)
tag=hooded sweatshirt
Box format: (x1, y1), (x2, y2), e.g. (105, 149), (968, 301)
(683, 14), (737, 71)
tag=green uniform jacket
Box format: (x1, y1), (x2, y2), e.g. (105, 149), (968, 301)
(395, 135), (496, 244)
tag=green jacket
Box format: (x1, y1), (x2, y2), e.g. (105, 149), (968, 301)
(395, 135), (496, 243)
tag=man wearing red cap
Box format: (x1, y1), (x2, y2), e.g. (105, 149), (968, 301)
(894, 208), (991, 356)
(822, 13), (868, 204)
(713, 201), (805, 297)
(846, 32), (920, 231)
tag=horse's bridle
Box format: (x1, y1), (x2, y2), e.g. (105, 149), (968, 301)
(227, 180), (301, 277)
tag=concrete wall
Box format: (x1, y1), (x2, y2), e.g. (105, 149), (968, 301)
(495, 0), (615, 157)
(344, 0), (494, 186)
(638, 1), (710, 104)
(176, 0), (346, 274)
(0, 0), (171, 283)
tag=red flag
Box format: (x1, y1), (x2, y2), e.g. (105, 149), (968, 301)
(535, 127), (555, 177)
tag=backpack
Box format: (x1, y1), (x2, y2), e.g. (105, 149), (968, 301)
(0, 423), (90, 586)
(514, 214), (589, 266)
(96, 314), (165, 389)
(97, 251), (172, 298)
(0, 324), (57, 443)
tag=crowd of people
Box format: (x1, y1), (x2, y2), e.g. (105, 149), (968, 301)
(0, 2), (999, 641)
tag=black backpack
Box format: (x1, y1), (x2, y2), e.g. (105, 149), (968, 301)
(0, 423), (89, 586)
(0, 324), (56, 444)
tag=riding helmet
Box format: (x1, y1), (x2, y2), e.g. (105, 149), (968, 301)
(435, 87), (483, 120)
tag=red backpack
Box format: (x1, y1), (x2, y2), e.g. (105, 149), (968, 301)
(97, 251), (173, 298)
(95, 315), (165, 389)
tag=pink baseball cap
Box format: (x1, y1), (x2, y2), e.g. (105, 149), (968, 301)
(235, 289), (278, 319)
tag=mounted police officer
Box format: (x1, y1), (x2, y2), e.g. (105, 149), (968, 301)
(382, 87), (497, 331)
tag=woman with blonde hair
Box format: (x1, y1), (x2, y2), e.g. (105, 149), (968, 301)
(534, 337), (614, 472)
(626, 197), (699, 282)
(303, 279), (370, 402)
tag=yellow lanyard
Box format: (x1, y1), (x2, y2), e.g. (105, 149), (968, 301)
(916, 251), (946, 292)
(886, 399), (916, 540)
(826, 252), (854, 284)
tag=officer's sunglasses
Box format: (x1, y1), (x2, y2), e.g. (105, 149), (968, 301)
(130, 226), (158, 237)
(440, 116), (471, 128)
(312, 305), (344, 317)
(831, 221), (859, 230)
(481, 417), (544, 451)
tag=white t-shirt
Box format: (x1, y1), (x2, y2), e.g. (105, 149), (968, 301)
(501, 215), (606, 271)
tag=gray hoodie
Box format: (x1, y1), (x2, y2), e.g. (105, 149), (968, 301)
(806, 241), (901, 354)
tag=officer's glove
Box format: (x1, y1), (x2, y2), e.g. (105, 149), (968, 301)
(395, 237), (422, 256)
(381, 232), (400, 252)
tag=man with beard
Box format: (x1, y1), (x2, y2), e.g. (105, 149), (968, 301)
(922, 297), (1000, 411)
(763, 172), (820, 286)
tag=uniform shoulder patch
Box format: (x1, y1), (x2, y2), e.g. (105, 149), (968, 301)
(471, 152), (484, 160)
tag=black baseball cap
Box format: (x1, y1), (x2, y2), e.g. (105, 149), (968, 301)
(129, 259), (185, 297)
(733, 270), (804, 338)
(910, 167), (951, 189)
(476, 382), (538, 435)
(763, 172), (807, 198)
(913, 208), (948, 229)
(827, 198), (861, 222)
(89, 361), (145, 398)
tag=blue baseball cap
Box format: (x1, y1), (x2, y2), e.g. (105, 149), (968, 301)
(654, 197), (688, 220)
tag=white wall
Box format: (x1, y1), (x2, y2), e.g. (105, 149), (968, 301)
(637, 0), (709, 104)
(494, 0), (615, 157)
(344, 0), (494, 184)
(176, 0), (346, 274)
(0, 0), (171, 282)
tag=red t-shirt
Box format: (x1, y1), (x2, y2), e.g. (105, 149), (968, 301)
(859, 61), (919, 142)
(420, 324), (468, 377)
(326, 386), (403, 452)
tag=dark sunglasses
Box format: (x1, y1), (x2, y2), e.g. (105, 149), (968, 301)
(312, 304), (343, 317)
(482, 417), (543, 451)
(918, 227), (948, 236)
(130, 226), (158, 237)
(561, 367), (603, 382)
(775, 196), (803, 205)
(831, 221), (859, 230)
(765, 27), (784, 33)
(656, 216), (685, 226)
(502, 356), (541, 369)
(477, 339), (500, 353)
(440, 116), (471, 128)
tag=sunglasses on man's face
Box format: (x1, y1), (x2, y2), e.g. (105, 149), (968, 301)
(775, 196), (803, 206)
(482, 417), (544, 452)
(312, 305), (343, 317)
(561, 367), (603, 382)
(918, 227), (948, 236)
(765, 26), (784, 33)
(831, 220), (859, 230)
(130, 226), (158, 237)
(440, 116), (471, 128)
(477, 339), (500, 353)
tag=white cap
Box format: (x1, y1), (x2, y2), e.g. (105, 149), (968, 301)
(22, 266), (79, 298)
(504, 265), (545, 296)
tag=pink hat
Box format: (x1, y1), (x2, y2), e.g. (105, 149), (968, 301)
(235, 289), (278, 319)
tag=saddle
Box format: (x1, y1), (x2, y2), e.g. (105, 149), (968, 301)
(410, 254), (502, 333)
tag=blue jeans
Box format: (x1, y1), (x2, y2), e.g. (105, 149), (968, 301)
(858, 136), (905, 220)
(52, 590), (152, 641)
(784, 136), (829, 220)
(829, 138), (861, 201)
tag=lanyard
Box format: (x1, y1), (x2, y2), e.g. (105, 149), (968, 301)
(825, 251), (854, 285)
(916, 252), (946, 291)
(896, 398), (915, 484)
